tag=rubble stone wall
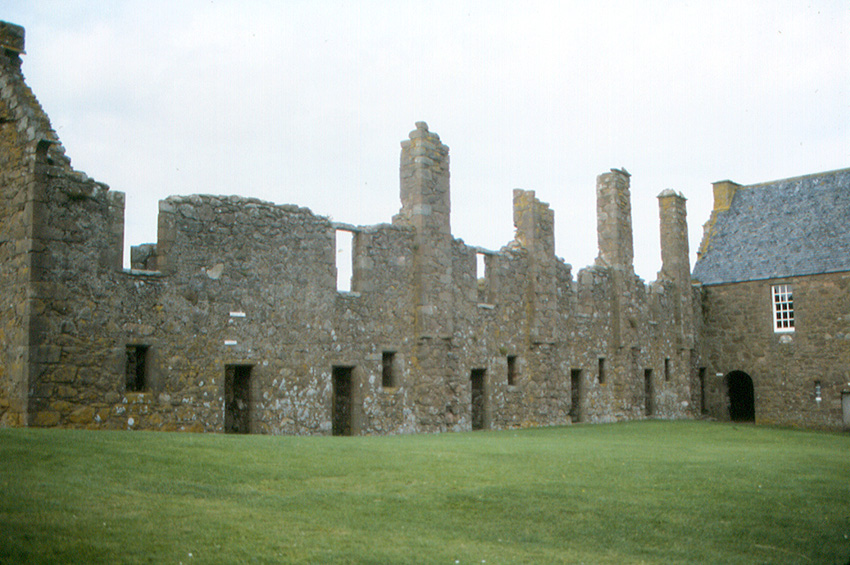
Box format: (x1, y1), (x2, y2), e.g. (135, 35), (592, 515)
(0, 20), (698, 434)
(696, 273), (850, 429)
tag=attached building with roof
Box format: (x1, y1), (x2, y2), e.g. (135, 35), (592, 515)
(693, 169), (850, 429)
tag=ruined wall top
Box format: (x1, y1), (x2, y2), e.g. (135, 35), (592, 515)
(513, 189), (555, 259)
(396, 122), (451, 237)
(0, 22), (24, 57)
(595, 168), (634, 272)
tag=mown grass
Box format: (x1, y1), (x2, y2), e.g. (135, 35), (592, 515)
(1, 421), (848, 564)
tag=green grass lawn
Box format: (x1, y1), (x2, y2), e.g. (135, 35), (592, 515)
(1, 421), (848, 564)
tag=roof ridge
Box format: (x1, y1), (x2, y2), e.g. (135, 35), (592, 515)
(740, 166), (850, 190)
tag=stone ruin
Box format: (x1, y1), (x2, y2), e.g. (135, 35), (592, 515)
(0, 22), (698, 433)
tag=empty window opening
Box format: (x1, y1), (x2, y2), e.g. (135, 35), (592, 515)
(507, 355), (518, 386)
(570, 369), (583, 423)
(664, 358), (671, 382)
(644, 369), (655, 417)
(335, 229), (354, 292)
(598, 358), (606, 384)
(772, 284), (794, 332)
(332, 366), (354, 436)
(814, 381), (822, 403)
(225, 364), (252, 434)
(382, 351), (397, 388)
(698, 367), (707, 415)
(470, 368), (487, 430)
(476, 253), (487, 280)
(125, 345), (150, 392)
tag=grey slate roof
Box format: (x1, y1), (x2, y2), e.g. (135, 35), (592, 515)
(692, 167), (850, 285)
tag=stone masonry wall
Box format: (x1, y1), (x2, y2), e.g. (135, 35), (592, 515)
(1, 22), (699, 434)
(0, 22), (33, 426)
(696, 273), (850, 429)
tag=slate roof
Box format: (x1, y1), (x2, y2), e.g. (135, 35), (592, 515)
(692, 167), (850, 285)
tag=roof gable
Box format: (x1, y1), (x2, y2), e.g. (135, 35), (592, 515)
(692, 168), (850, 285)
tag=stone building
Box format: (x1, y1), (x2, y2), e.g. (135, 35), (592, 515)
(1, 22), (846, 434)
(693, 169), (850, 429)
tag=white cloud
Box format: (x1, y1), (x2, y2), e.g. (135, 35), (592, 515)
(4, 0), (848, 279)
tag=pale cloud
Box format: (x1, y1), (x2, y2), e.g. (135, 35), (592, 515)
(4, 0), (848, 279)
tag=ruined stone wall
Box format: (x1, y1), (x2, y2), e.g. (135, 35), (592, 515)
(0, 23), (34, 426)
(696, 272), (850, 430)
(1, 21), (699, 433)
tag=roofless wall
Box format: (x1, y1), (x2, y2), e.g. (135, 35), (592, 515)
(0, 21), (697, 433)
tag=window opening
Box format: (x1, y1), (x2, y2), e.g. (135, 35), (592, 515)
(125, 345), (150, 392)
(598, 358), (606, 384)
(470, 368), (487, 430)
(772, 284), (794, 332)
(382, 352), (396, 388)
(698, 367), (707, 415)
(335, 229), (354, 292)
(644, 369), (654, 416)
(224, 364), (252, 434)
(664, 358), (671, 382)
(570, 369), (582, 423)
(476, 252), (487, 281)
(332, 366), (354, 436)
(507, 355), (518, 386)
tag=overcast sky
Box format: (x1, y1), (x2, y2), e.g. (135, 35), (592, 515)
(5, 1), (849, 280)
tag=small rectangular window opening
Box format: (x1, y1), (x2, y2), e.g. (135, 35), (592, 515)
(598, 357), (606, 384)
(335, 229), (354, 292)
(382, 351), (396, 388)
(125, 345), (149, 392)
(772, 284), (795, 332)
(507, 355), (518, 386)
(570, 369), (582, 423)
(664, 358), (671, 382)
(476, 252), (487, 280)
(644, 369), (654, 416)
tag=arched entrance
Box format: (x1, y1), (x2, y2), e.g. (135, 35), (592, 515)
(726, 371), (755, 422)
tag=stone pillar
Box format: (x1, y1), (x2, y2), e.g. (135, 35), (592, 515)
(596, 169), (634, 272)
(658, 190), (689, 287)
(595, 169), (635, 350)
(711, 180), (740, 212)
(513, 189), (556, 343)
(658, 189), (694, 349)
(395, 122), (452, 338)
(698, 179), (741, 259)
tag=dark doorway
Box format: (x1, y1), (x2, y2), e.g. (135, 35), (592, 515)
(570, 369), (582, 423)
(332, 366), (354, 436)
(727, 371), (755, 422)
(698, 367), (707, 415)
(470, 368), (487, 430)
(644, 369), (654, 417)
(225, 364), (252, 434)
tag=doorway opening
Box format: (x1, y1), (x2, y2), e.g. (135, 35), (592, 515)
(726, 371), (755, 422)
(470, 368), (487, 430)
(224, 364), (252, 434)
(332, 366), (354, 436)
(570, 369), (583, 423)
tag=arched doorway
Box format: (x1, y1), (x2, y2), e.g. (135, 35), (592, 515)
(726, 371), (755, 422)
